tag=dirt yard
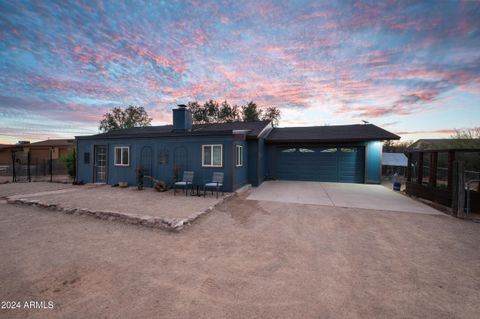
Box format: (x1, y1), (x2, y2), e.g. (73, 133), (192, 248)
(1, 190), (479, 318)
(0, 175), (72, 184)
(0, 182), (74, 198)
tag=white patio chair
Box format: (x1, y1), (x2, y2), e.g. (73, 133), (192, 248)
(204, 172), (224, 198)
(174, 171), (194, 196)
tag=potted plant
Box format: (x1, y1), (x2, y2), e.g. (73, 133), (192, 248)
(135, 165), (145, 190)
(173, 165), (181, 182)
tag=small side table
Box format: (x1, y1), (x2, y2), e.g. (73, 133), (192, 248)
(190, 185), (202, 197)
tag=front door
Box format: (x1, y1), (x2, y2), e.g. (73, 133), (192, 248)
(94, 145), (107, 183)
(140, 146), (153, 187)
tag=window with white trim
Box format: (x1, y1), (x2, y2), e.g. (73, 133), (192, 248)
(235, 145), (243, 167)
(114, 146), (130, 166)
(202, 144), (223, 167)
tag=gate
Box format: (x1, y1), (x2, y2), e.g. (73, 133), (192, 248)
(140, 146), (153, 187)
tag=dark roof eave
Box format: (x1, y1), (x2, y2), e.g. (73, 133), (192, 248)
(266, 136), (399, 143)
(75, 130), (238, 140)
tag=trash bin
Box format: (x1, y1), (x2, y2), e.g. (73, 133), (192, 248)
(393, 182), (401, 191)
(392, 173), (401, 191)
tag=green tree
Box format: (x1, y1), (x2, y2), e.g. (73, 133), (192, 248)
(383, 140), (413, 152)
(242, 101), (262, 122)
(204, 99), (220, 123)
(187, 99), (281, 125)
(218, 100), (240, 122)
(450, 127), (480, 156)
(99, 105), (152, 132)
(62, 147), (76, 179)
(451, 127), (480, 140)
(261, 106), (281, 126)
(450, 127), (480, 171)
(188, 101), (209, 124)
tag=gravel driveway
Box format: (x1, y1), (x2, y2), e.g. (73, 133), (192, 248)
(1, 192), (479, 318)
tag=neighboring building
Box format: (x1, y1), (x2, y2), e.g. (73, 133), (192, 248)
(0, 144), (12, 165)
(0, 144), (13, 177)
(4, 139), (74, 162)
(382, 152), (408, 167)
(382, 152), (408, 178)
(76, 105), (399, 191)
(0, 139), (74, 180)
(0, 139), (74, 164)
(25, 139), (74, 162)
(408, 139), (480, 151)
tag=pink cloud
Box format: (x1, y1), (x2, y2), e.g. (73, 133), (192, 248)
(395, 128), (459, 135)
(297, 10), (336, 21)
(133, 47), (185, 73)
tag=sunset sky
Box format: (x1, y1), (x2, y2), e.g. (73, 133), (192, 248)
(0, 0), (479, 144)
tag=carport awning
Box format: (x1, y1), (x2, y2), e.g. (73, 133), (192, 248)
(382, 152), (408, 167)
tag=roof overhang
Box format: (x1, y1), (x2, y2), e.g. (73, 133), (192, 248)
(266, 138), (395, 144)
(232, 129), (251, 134)
(75, 130), (237, 140)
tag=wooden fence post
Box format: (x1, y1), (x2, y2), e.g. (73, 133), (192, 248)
(429, 152), (437, 187)
(417, 152), (423, 184)
(457, 161), (466, 218)
(452, 161), (458, 216)
(407, 153), (412, 182)
(11, 151), (16, 183)
(27, 149), (31, 182)
(452, 160), (466, 218)
(447, 151), (455, 190)
(49, 148), (53, 183)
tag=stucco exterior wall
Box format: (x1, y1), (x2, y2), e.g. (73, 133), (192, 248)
(365, 141), (383, 184)
(77, 135), (249, 192)
(258, 138), (265, 184)
(247, 139), (258, 185)
(233, 140), (248, 190)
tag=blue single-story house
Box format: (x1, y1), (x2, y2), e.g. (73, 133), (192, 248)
(75, 106), (399, 191)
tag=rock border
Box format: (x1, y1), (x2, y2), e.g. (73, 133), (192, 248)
(6, 185), (251, 231)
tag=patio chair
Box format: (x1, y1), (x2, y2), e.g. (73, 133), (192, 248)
(174, 171), (194, 196)
(204, 172), (224, 198)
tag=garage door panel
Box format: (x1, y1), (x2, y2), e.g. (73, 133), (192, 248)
(276, 146), (364, 183)
(338, 147), (364, 183)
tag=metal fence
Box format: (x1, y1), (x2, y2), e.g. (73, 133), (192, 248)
(0, 158), (71, 183)
(401, 165), (480, 189)
(382, 164), (480, 192)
